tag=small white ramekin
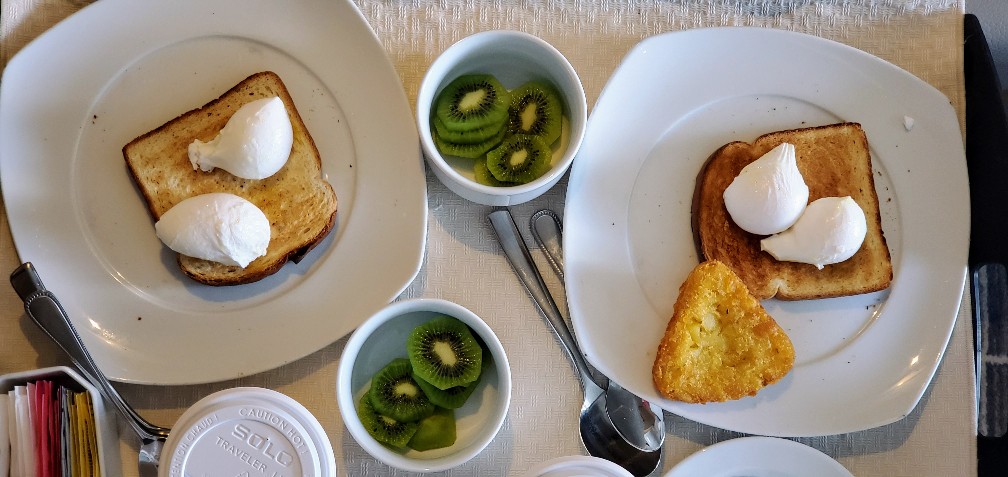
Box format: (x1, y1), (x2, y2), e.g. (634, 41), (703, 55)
(417, 30), (588, 206)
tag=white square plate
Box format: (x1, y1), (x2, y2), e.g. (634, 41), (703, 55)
(565, 27), (969, 436)
(0, 0), (427, 384)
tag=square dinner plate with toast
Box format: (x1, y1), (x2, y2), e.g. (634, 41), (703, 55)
(0, 0), (427, 384)
(564, 27), (969, 436)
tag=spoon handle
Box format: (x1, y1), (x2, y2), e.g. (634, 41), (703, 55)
(10, 262), (171, 441)
(530, 209), (565, 281)
(489, 209), (598, 391)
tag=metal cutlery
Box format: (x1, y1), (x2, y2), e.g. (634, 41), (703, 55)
(10, 262), (171, 477)
(530, 209), (665, 451)
(490, 209), (664, 476)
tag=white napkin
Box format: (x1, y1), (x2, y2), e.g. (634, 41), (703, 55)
(6, 391), (15, 477)
(0, 393), (9, 477)
(13, 386), (36, 477)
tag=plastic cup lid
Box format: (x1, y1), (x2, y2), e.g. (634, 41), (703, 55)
(524, 456), (635, 477)
(160, 387), (335, 477)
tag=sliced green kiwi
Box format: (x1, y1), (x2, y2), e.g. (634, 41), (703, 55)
(368, 358), (435, 422)
(507, 81), (563, 145)
(473, 156), (518, 187)
(434, 74), (510, 131)
(411, 333), (484, 409)
(433, 116), (505, 144)
(485, 134), (553, 184)
(433, 123), (507, 159)
(356, 393), (418, 449)
(413, 372), (481, 409)
(408, 316), (483, 390)
(407, 407), (457, 451)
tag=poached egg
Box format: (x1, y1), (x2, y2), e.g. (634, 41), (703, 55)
(155, 193), (271, 268)
(188, 96), (293, 180)
(722, 142), (809, 236)
(760, 196), (867, 269)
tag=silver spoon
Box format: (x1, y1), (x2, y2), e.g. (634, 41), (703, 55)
(10, 262), (171, 477)
(489, 209), (664, 476)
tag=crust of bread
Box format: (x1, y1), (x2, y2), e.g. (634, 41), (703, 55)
(652, 260), (795, 403)
(123, 71), (338, 286)
(694, 122), (892, 300)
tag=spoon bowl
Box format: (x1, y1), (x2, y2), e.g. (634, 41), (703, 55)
(581, 386), (664, 476)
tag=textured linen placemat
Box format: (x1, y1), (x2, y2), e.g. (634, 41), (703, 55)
(1, 1), (974, 476)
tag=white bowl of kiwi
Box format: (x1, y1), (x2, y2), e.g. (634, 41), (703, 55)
(336, 298), (512, 472)
(417, 30), (588, 206)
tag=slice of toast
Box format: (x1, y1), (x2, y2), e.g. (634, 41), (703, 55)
(652, 260), (795, 403)
(123, 71), (338, 286)
(694, 122), (892, 300)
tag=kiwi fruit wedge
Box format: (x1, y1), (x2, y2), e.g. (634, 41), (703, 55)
(433, 116), (502, 144)
(413, 371), (481, 409)
(433, 123), (508, 159)
(473, 156), (517, 187)
(407, 407), (457, 451)
(507, 81), (563, 145)
(408, 316), (483, 390)
(356, 393), (418, 449)
(411, 331), (484, 409)
(434, 74), (510, 132)
(368, 358), (435, 422)
(485, 134), (553, 184)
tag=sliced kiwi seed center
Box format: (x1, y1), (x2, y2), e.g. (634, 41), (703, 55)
(432, 341), (459, 366)
(458, 90), (488, 112)
(379, 415), (398, 426)
(509, 150), (529, 168)
(518, 103), (538, 130)
(394, 381), (420, 398)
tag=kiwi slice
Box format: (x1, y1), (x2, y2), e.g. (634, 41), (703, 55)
(473, 156), (518, 187)
(485, 134), (553, 184)
(507, 81), (563, 145)
(356, 393), (418, 448)
(434, 74), (510, 132)
(413, 372), (481, 409)
(368, 358), (435, 422)
(433, 116), (505, 145)
(411, 335), (484, 408)
(408, 316), (483, 390)
(433, 123), (507, 159)
(407, 407), (457, 451)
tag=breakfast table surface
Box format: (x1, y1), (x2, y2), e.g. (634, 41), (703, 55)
(0, 0), (977, 476)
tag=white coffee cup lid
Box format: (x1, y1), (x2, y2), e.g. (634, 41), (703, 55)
(524, 456), (634, 477)
(160, 387), (335, 477)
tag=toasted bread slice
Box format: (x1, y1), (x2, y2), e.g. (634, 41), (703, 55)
(652, 260), (795, 403)
(123, 71), (338, 286)
(695, 122), (892, 300)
